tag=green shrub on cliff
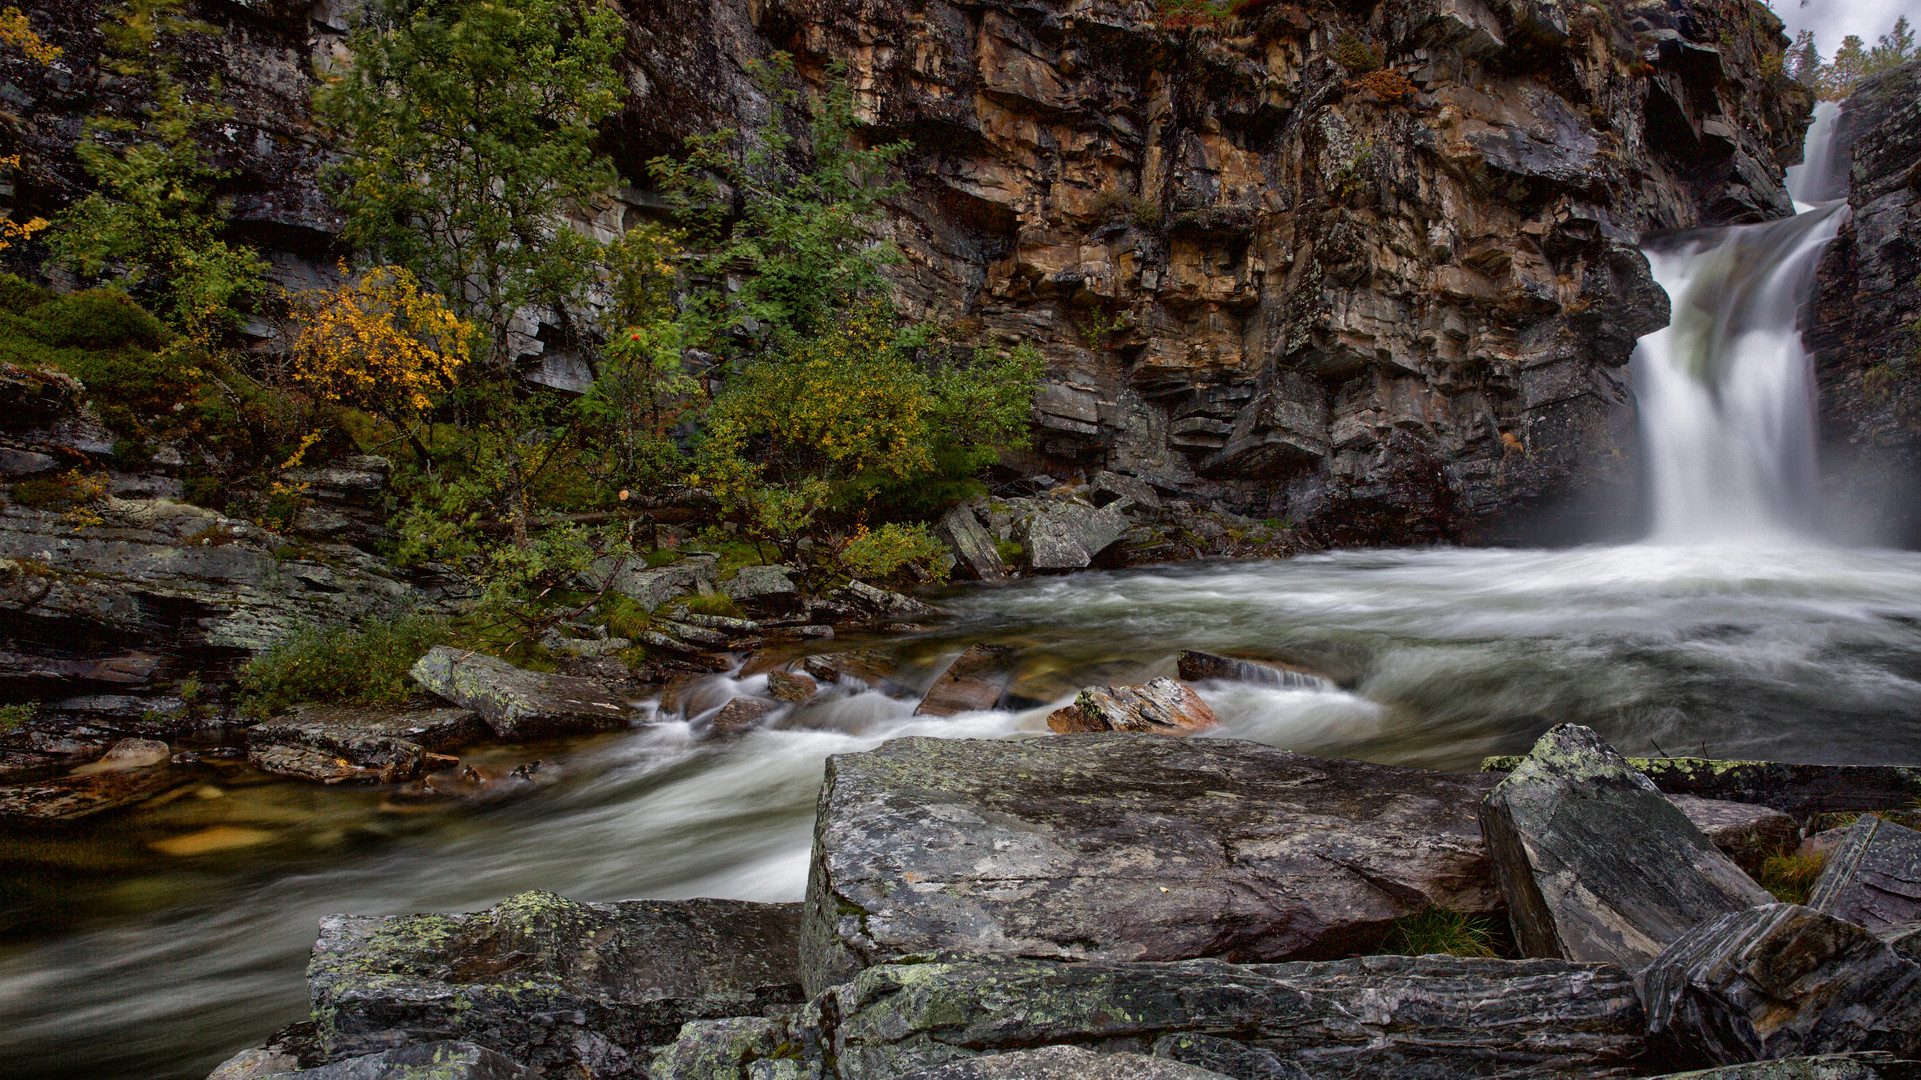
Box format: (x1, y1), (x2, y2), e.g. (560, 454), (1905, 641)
(239, 612), (452, 713)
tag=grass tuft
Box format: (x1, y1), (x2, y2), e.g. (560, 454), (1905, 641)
(1384, 908), (1501, 958)
(1757, 852), (1827, 905)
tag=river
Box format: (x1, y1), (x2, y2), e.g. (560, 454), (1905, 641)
(3, 100), (1911, 1080)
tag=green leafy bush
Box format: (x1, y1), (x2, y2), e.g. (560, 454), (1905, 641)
(1333, 33), (1383, 73)
(839, 522), (950, 585)
(239, 611), (452, 713)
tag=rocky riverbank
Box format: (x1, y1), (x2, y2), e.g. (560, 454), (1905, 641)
(194, 718), (1921, 1080)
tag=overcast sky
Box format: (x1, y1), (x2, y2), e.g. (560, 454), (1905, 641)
(1776, 0), (1912, 54)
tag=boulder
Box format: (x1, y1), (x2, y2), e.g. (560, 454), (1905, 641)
(0, 748), (57, 783)
(409, 647), (634, 739)
(935, 506), (1006, 581)
(0, 766), (189, 822)
(890, 1045), (1231, 1080)
(1045, 677), (1216, 734)
(279, 1042), (528, 1079)
(708, 697), (771, 734)
(720, 566), (799, 608)
(207, 1045), (305, 1080)
(821, 954), (1646, 1080)
(1644, 1057), (1921, 1080)
(1670, 794), (1800, 876)
(1175, 650), (1335, 691)
(836, 580), (942, 622)
(913, 644), (1015, 716)
(73, 736), (172, 772)
(1640, 903), (1921, 1067)
(580, 554), (717, 613)
(1882, 923), (1921, 964)
(799, 651), (901, 690)
(1809, 817), (1921, 931)
(766, 670), (817, 702)
(645, 1015), (799, 1080)
(1479, 756), (1921, 819)
(1016, 502), (1131, 571)
(246, 707), (483, 785)
(1090, 469), (1163, 510)
(309, 891), (805, 1080)
(800, 735), (1503, 995)
(1478, 725), (1771, 969)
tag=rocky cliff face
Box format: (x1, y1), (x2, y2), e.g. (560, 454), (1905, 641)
(4, 0), (1811, 540)
(1807, 61), (1921, 546)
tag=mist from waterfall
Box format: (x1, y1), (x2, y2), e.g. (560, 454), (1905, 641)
(1632, 113), (1848, 544)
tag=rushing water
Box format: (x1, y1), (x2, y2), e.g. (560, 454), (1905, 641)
(1, 108), (1905, 1080)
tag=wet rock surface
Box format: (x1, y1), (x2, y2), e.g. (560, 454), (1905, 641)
(246, 707), (483, 785)
(1810, 818), (1921, 932)
(1670, 794), (1800, 876)
(913, 644), (1015, 717)
(799, 734), (1501, 995)
(887, 1045), (1233, 1080)
(1176, 650), (1336, 691)
(409, 647), (636, 739)
(1045, 677), (1218, 734)
(1479, 725), (1773, 969)
(309, 890), (805, 1079)
(1640, 903), (1921, 1067)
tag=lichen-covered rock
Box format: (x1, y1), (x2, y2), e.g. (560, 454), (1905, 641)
(1640, 903), (1921, 1068)
(800, 735), (1502, 995)
(1645, 1056), (1921, 1080)
(279, 1041), (529, 1079)
(1479, 725), (1771, 969)
(1481, 755), (1921, 818)
(1045, 677), (1216, 734)
(888, 1045), (1233, 1080)
(709, 697), (771, 735)
(408, 647), (634, 739)
(1809, 817), (1921, 932)
(1016, 502), (1131, 572)
(934, 507), (1005, 582)
(646, 1015), (812, 1080)
(818, 954), (1646, 1080)
(245, 707), (482, 785)
(721, 566), (799, 607)
(835, 581), (941, 623)
(579, 555), (717, 613)
(309, 891), (805, 1080)
(913, 644), (1015, 716)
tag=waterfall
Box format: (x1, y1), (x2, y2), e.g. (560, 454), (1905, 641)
(1786, 100), (1845, 207)
(1633, 115), (1848, 544)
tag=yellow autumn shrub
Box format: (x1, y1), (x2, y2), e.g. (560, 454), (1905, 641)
(288, 265), (470, 430)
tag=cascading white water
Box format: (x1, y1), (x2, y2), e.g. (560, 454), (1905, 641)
(1786, 100), (1845, 208)
(1633, 112), (1848, 543)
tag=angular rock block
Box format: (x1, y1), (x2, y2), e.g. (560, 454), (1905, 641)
(1809, 817), (1921, 932)
(1479, 725), (1770, 969)
(1045, 677), (1216, 734)
(580, 554), (716, 613)
(1669, 794), (1800, 877)
(766, 669), (817, 702)
(935, 505), (1006, 581)
(821, 954), (1645, 1080)
(1643, 1056), (1921, 1080)
(1478, 756), (1921, 820)
(410, 647), (634, 739)
(283, 1041), (528, 1079)
(913, 643), (1014, 716)
(1017, 502), (1130, 571)
(310, 891), (805, 1079)
(0, 766), (189, 822)
(889, 1045), (1232, 1080)
(1641, 903), (1921, 1067)
(247, 707), (483, 785)
(1176, 649), (1335, 691)
(800, 735), (1502, 994)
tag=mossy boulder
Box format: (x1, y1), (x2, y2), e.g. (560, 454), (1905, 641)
(408, 647), (634, 739)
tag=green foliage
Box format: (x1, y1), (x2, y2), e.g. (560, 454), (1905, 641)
(238, 611), (452, 713)
(674, 592), (746, 619)
(839, 522), (949, 585)
(575, 226), (698, 490)
(315, 0), (626, 373)
(1793, 16), (1915, 100)
(45, 0), (264, 342)
(597, 593), (654, 639)
(1333, 33), (1384, 75)
(1758, 852), (1828, 905)
(0, 703), (31, 732)
(1383, 909), (1501, 958)
(995, 538), (1025, 565)
(1154, 0), (1270, 29)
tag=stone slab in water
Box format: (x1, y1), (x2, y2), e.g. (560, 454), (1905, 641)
(309, 890), (804, 1080)
(247, 706), (483, 784)
(1640, 903), (1921, 1067)
(409, 646), (633, 739)
(0, 765), (189, 821)
(935, 505), (1006, 581)
(1644, 1057), (1921, 1080)
(888, 1045), (1233, 1080)
(1809, 817), (1921, 932)
(818, 954), (1645, 1080)
(1176, 650), (1335, 691)
(799, 734), (1501, 995)
(1479, 725), (1771, 969)
(913, 644), (1014, 716)
(281, 1041), (528, 1079)
(1480, 755), (1921, 819)
(1044, 677), (1216, 734)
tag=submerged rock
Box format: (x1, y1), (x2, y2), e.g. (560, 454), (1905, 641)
(1809, 817), (1921, 932)
(1045, 677), (1216, 734)
(914, 644), (1015, 716)
(800, 734), (1502, 995)
(1478, 725), (1771, 969)
(766, 669), (817, 702)
(819, 954), (1645, 1080)
(310, 891), (805, 1079)
(1176, 650), (1335, 691)
(409, 647), (634, 739)
(1640, 903), (1921, 1067)
(247, 707), (483, 785)
(0, 766), (189, 822)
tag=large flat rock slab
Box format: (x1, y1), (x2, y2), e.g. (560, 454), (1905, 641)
(409, 647), (635, 739)
(1641, 903), (1921, 1067)
(1481, 756), (1921, 819)
(800, 734), (1502, 995)
(1479, 725), (1770, 970)
(247, 707), (484, 784)
(819, 954), (1646, 1080)
(309, 891), (804, 1080)
(1809, 817), (1921, 932)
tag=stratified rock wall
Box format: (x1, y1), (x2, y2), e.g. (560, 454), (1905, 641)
(1807, 61), (1921, 546)
(3, 0), (1812, 538)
